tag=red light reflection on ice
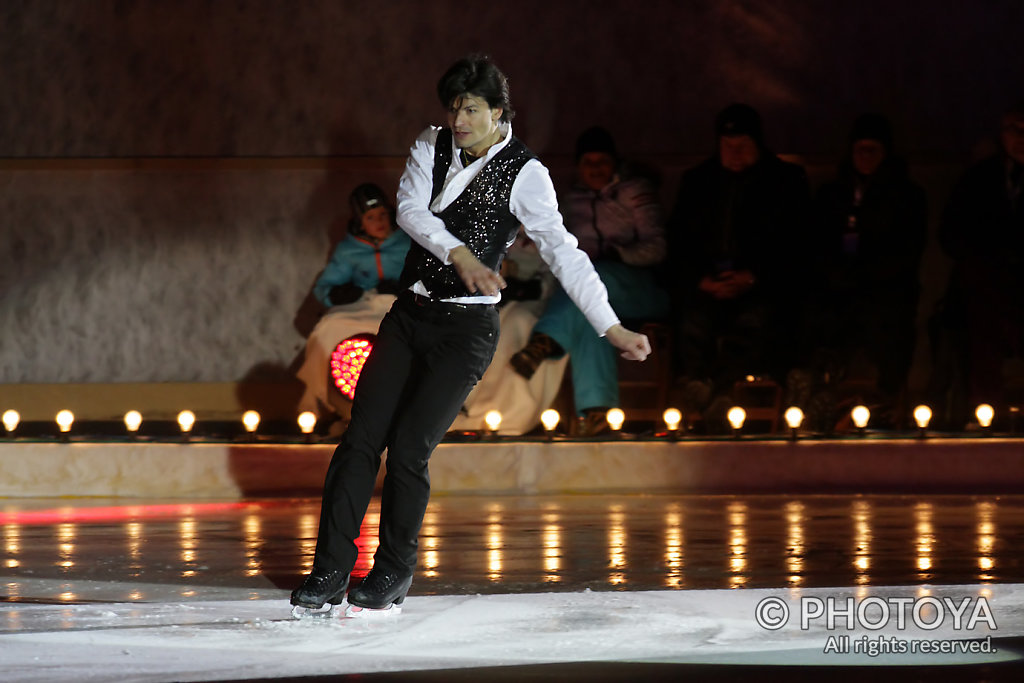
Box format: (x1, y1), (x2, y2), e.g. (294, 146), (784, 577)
(0, 501), (272, 526)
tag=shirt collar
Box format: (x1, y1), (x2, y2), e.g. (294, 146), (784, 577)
(492, 122), (512, 155)
(452, 122), (513, 166)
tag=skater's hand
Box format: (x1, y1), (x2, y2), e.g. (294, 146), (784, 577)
(450, 245), (506, 296)
(605, 324), (651, 362)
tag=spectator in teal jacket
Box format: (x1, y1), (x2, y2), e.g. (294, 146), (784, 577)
(314, 184), (411, 307)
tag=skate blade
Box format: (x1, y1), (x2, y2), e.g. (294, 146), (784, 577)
(344, 602), (402, 619)
(291, 602), (341, 620)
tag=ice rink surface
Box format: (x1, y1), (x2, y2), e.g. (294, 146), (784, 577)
(3, 493), (1024, 681)
(2, 584), (1023, 682)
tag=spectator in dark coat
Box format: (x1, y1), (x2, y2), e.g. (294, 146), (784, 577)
(935, 101), (1024, 421)
(795, 114), (927, 425)
(666, 103), (810, 423)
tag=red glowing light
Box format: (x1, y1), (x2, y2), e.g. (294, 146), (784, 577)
(330, 334), (375, 400)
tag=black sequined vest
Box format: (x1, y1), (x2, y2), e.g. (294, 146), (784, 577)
(399, 128), (536, 299)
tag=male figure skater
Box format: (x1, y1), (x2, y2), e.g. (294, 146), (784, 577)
(291, 54), (650, 616)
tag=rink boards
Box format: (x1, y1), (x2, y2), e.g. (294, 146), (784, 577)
(1, 438), (1023, 498)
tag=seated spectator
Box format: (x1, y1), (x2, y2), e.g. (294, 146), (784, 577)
(313, 183), (409, 307)
(791, 114), (927, 430)
(296, 184), (410, 418)
(933, 100), (1024, 426)
(666, 104), (809, 429)
(509, 126), (669, 435)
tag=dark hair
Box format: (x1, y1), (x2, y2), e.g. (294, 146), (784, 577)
(574, 126), (618, 163)
(436, 54), (515, 122)
(848, 113), (894, 153)
(348, 183), (395, 235)
(715, 103), (764, 144)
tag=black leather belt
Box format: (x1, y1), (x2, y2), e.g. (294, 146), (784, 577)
(400, 290), (492, 313)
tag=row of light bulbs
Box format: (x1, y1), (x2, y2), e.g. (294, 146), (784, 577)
(0, 403), (1006, 438)
(842, 403), (999, 432)
(485, 402), (1004, 435)
(1, 409), (320, 435)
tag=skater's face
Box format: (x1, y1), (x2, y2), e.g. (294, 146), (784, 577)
(1002, 114), (1024, 166)
(447, 94), (503, 157)
(719, 134), (759, 173)
(578, 152), (616, 191)
(851, 139), (886, 177)
(360, 206), (392, 241)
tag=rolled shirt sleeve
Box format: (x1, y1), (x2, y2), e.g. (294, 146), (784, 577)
(511, 161), (620, 337)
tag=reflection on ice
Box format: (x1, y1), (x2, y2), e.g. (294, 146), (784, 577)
(977, 500), (996, 580)
(542, 510), (560, 582)
(179, 517), (197, 578)
(607, 504), (626, 586)
(728, 501), (747, 588)
(487, 503), (503, 581)
(915, 502), (934, 575)
(786, 500), (804, 586)
(3, 523), (18, 569)
(57, 523), (75, 570)
(244, 514), (261, 577)
(3, 494), (1023, 604)
(663, 505), (683, 589)
(852, 499), (871, 583)
(126, 521), (143, 578)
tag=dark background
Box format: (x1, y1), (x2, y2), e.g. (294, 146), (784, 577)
(1, 0), (1021, 386)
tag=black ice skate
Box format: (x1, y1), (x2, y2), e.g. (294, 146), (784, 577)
(345, 566), (413, 618)
(290, 567), (349, 619)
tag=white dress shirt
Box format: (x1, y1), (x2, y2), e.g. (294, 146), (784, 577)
(396, 124), (620, 337)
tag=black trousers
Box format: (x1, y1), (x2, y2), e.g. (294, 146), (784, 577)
(313, 292), (499, 575)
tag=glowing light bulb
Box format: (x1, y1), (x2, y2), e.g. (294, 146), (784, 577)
(913, 405), (932, 430)
(540, 409), (560, 432)
(297, 411), (317, 434)
(784, 406), (804, 430)
(56, 410), (74, 433)
(663, 408), (682, 432)
(851, 405), (870, 430)
(727, 406), (746, 431)
(976, 404), (994, 428)
(606, 408), (625, 431)
(124, 410), (143, 433)
(2, 410), (19, 433)
(177, 410), (196, 433)
(484, 410), (502, 433)
(242, 410), (261, 433)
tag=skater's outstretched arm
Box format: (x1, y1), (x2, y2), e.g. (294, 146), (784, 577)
(509, 159), (651, 361)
